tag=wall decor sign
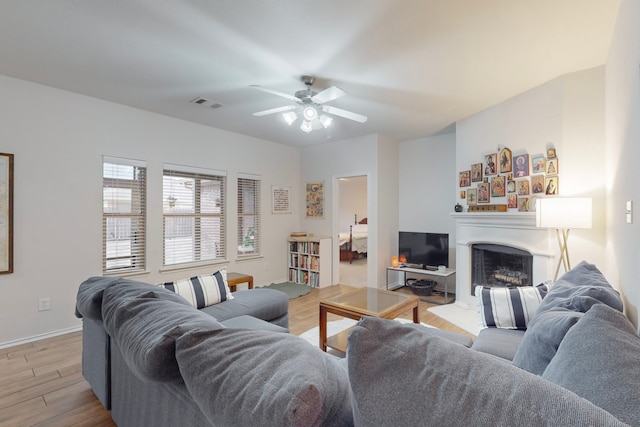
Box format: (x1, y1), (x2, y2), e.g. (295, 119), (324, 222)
(272, 186), (291, 214)
(0, 153), (13, 274)
(305, 181), (324, 218)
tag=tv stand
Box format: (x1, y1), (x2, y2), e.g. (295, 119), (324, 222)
(386, 266), (455, 305)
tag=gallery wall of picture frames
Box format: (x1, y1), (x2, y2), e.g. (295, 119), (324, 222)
(459, 146), (559, 212)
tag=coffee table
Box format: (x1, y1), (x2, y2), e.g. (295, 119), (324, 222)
(319, 287), (420, 352)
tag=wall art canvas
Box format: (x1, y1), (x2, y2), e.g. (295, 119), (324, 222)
(305, 182), (324, 218)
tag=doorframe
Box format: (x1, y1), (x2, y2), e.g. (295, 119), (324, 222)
(332, 173), (369, 286)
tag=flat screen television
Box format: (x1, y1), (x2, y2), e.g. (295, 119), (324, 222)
(398, 232), (449, 269)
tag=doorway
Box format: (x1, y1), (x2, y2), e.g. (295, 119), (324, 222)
(337, 175), (368, 287)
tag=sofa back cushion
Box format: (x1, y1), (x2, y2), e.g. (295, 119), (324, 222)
(158, 269), (233, 309)
(346, 317), (627, 426)
(175, 328), (353, 427)
(541, 304), (640, 425)
(102, 284), (224, 382)
(535, 261), (622, 315)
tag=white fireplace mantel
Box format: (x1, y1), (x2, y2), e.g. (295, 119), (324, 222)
(451, 212), (555, 308)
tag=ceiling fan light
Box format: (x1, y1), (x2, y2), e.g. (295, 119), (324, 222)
(319, 115), (333, 128)
(300, 120), (313, 133)
(283, 111), (298, 125)
(303, 106), (318, 121)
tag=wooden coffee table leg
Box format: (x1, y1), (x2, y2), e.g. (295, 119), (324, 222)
(413, 304), (419, 323)
(319, 305), (328, 352)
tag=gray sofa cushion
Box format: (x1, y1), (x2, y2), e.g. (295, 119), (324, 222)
(175, 328), (353, 427)
(403, 322), (473, 347)
(536, 261), (623, 315)
(102, 286), (224, 382)
(511, 308), (583, 375)
(199, 288), (288, 325)
(220, 314), (289, 333)
(347, 317), (626, 427)
(471, 327), (526, 360)
(542, 304), (640, 425)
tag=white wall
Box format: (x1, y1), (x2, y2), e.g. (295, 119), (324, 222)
(0, 75), (301, 346)
(605, 0), (640, 330)
(300, 134), (399, 288)
(456, 67), (607, 277)
(398, 133), (457, 267)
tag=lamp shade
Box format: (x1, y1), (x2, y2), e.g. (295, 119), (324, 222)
(536, 198), (592, 229)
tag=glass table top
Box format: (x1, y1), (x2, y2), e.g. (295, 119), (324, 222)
(324, 287), (414, 315)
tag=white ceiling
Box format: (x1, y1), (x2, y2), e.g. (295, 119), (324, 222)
(0, 1), (620, 147)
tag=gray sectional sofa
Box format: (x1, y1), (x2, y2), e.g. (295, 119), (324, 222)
(76, 261), (640, 426)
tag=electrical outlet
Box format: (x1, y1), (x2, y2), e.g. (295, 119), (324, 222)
(38, 297), (51, 312)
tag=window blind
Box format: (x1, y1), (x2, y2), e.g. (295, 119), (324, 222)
(163, 165), (226, 267)
(237, 173), (261, 257)
(102, 157), (147, 274)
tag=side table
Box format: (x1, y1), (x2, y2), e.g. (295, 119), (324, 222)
(227, 272), (254, 292)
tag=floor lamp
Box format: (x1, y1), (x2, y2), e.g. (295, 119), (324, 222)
(536, 198), (592, 281)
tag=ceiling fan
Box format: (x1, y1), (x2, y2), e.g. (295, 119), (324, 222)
(250, 76), (367, 133)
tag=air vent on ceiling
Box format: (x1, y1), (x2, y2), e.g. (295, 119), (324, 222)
(190, 97), (224, 109)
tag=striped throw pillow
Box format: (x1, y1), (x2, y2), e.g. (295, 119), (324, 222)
(159, 269), (233, 309)
(476, 283), (549, 330)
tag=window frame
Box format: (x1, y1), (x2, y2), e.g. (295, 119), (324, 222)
(102, 156), (147, 275)
(237, 173), (261, 259)
(162, 164), (227, 269)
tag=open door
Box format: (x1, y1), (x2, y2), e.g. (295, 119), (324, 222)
(337, 175), (368, 287)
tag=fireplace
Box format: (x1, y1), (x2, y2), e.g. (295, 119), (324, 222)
(471, 243), (533, 294)
(452, 212), (555, 307)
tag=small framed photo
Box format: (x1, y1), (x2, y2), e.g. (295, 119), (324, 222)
(531, 175), (545, 194)
(460, 190), (466, 199)
(467, 188), (477, 205)
(547, 147), (557, 158)
(507, 194), (518, 209)
(545, 176), (559, 195)
(459, 170), (471, 187)
(545, 158), (558, 176)
(517, 179), (530, 195)
(477, 183), (490, 203)
(471, 163), (483, 182)
(507, 180), (516, 193)
(518, 196), (531, 212)
(491, 176), (505, 197)
(484, 153), (497, 176)
(513, 154), (529, 177)
(531, 155), (545, 174)
(499, 147), (512, 174)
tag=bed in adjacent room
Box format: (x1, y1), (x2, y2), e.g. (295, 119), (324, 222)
(339, 219), (368, 263)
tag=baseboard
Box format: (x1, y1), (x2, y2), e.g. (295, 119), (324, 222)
(0, 325), (83, 350)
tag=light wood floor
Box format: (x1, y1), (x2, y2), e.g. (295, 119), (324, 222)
(0, 284), (471, 426)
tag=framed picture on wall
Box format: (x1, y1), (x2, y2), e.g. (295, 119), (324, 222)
(305, 181), (324, 218)
(507, 180), (516, 193)
(545, 158), (558, 175)
(507, 194), (517, 209)
(499, 147), (512, 173)
(272, 186), (291, 214)
(531, 175), (545, 194)
(484, 154), (497, 176)
(517, 179), (530, 195)
(467, 188), (477, 205)
(0, 153), (13, 274)
(545, 177), (558, 195)
(459, 170), (471, 187)
(532, 155), (545, 174)
(477, 183), (490, 203)
(513, 154), (529, 177)
(491, 176), (506, 197)
(471, 163), (483, 182)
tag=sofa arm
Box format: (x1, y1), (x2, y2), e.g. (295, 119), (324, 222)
(471, 327), (525, 361)
(81, 317), (111, 409)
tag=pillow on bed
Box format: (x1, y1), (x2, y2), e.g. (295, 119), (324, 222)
(352, 224), (367, 233)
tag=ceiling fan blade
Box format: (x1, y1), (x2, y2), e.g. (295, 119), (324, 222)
(253, 105), (297, 117)
(311, 86), (346, 104)
(250, 85), (300, 103)
(321, 105), (368, 123)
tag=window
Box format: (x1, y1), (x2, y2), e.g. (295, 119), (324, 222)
(102, 157), (146, 274)
(163, 164), (226, 267)
(237, 173), (261, 257)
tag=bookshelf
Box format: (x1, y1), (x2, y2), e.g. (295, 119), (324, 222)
(287, 236), (332, 288)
